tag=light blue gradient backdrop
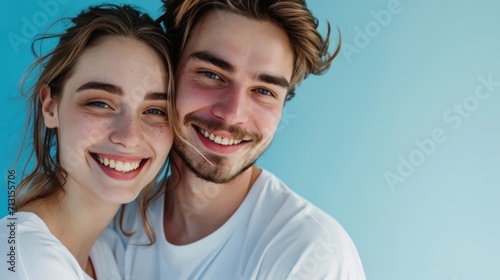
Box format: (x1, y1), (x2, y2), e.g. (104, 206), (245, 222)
(1, 1), (499, 279)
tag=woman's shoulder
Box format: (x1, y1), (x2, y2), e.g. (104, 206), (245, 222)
(1, 212), (57, 242)
(0, 212), (88, 279)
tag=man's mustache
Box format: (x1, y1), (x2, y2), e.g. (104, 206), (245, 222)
(183, 113), (262, 142)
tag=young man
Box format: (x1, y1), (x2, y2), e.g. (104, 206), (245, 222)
(117, 0), (365, 279)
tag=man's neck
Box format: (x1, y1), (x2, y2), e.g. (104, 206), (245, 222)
(164, 155), (261, 245)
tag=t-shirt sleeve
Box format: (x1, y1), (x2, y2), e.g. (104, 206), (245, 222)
(252, 215), (366, 280)
(14, 235), (88, 280)
(0, 214), (91, 280)
(286, 230), (366, 280)
(254, 232), (365, 280)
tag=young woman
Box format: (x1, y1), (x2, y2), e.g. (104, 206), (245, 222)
(0, 4), (173, 279)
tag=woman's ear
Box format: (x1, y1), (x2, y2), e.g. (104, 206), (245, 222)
(40, 85), (59, 128)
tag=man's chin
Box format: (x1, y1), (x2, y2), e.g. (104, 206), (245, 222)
(173, 139), (258, 184)
(175, 152), (251, 184)
(186, 158), (254, 184)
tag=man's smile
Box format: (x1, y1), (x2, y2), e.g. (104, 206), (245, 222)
(197, 127), (244, 146)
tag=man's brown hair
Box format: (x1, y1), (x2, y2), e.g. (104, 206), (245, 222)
(160, 0), (340, 101)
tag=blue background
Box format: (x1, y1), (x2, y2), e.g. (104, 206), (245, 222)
(1, 0), (499, 279)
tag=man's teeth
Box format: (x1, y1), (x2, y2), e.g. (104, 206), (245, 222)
(198, 128), (242, 145)
(97, 156), (141, 173)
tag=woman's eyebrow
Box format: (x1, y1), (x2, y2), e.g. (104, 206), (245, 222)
(76, 81), (123, 95)
(77, 81), (167, 100)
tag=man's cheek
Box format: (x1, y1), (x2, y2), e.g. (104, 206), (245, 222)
(260, 118), (281, 139)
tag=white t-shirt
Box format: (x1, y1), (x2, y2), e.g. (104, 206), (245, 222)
(0, 212), (122, 280)
(116, 169), (365, 280)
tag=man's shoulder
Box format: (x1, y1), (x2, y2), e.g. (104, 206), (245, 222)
(248, 170), (365, 279)
(254, 169), (341, 229)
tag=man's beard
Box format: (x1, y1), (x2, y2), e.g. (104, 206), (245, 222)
(174, 113), (265, 184)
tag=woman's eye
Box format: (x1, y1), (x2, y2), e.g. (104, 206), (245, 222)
(144, 108), (166, 116)
(87, 101), (110, 108)
(202, 71), (221, 80)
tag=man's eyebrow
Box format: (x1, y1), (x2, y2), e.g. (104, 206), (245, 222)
(188, 51), (290, 89)
(76, 82), (123, 96)
(189, 51), (234, 73)
(258, 73), (290, 89)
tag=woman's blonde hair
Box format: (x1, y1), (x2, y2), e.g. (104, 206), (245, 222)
(15, 4), (174, 244)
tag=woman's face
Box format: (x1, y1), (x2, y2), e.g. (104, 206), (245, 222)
(41, 36), (172, 205)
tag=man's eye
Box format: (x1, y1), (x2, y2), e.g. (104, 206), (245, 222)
(202, 71), (221, 80)
(256, 88), (273, 96)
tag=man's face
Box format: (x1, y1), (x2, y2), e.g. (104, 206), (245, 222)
(174, 10), (294, 183)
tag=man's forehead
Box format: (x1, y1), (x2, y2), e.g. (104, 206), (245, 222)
(183, 9), (293, 62)
(185, 9), (276, 49)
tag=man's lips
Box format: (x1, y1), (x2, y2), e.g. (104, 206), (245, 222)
(192, 125), (252, 155)
(197, 126), (244, 146)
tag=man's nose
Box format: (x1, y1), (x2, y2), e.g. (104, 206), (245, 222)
(211, 86), (250, 125)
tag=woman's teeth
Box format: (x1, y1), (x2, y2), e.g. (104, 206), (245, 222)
(96, 155), (141, 173)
